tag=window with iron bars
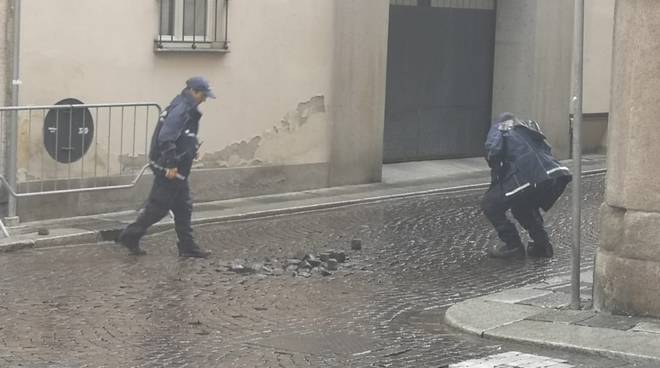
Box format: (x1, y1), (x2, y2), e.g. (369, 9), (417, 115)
(155, 0), (229, 52)
(390, 0), (494, 9)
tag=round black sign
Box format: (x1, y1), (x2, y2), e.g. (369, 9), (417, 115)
(43, 98), (94, 163)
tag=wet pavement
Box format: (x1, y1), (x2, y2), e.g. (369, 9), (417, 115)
(0, 174), (653, 367)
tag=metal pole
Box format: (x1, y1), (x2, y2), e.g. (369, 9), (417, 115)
(224, 0), (229, 49)
(0, 218), (9, 238)
(571, 0), (585, 310)
(7, 0), (21, 219)
(193, 0), (197, 47)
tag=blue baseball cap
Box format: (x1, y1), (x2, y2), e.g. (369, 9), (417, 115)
(186, 77), (216, 99)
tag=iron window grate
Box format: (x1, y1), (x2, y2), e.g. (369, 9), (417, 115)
(155, 0), (230, 52)
(390, 0), (495, 9)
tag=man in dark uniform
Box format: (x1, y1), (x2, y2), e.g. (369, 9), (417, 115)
(481, 112), (572, 259)
(117, 77), (215, 257)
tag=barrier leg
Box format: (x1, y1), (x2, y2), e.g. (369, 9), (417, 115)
(0, 219), (9, 238)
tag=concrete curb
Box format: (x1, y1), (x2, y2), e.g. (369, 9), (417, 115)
(445, 292), (660, 363)
(0, 229), (97, 253)
(0, 239), (34, 253)
(482, 322), (660, 363)
(1, 169), (607, 253)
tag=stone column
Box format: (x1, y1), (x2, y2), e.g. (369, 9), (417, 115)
(328, 0), (389, 186)
(594, 0), (660, 317)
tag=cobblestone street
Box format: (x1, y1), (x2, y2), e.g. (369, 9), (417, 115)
(0, 175), (651, 367)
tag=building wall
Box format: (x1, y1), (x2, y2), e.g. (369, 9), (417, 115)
(0, 0), (14, 177)
(11, 0), (390, 220)
(584, 0), (615, 114)
(5, 0), (615, 220)
(492, 0), (614, 158)
(0, 0), (8, 108)
(0, 0), (11, 197)
(12, 0), (616, 177)
(19, 0), (336, 172)
(492, 0), (575, 159)
(582, 0), (615, 154)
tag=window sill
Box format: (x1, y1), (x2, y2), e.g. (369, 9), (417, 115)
(154, 40), (230, 54)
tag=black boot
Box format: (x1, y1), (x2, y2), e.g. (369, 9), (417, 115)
(177, 242), (211, 258)
(527, 240), (553, 258)
(488, 242), (525, 259)
(527, 227), (553, 258)
(117, 231), (147, 256)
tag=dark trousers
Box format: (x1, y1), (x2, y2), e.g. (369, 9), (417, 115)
(481, 184), (549, 247)
(121, 176), (194, 246)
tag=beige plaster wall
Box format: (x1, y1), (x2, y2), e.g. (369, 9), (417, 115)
(17, 0), (337, 179)
(584, 0), (615, 114)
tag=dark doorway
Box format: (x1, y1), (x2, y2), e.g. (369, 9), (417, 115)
(383, 2), (496, 163)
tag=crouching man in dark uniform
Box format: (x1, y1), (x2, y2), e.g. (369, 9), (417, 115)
(118, 77), (215, 258)
(481, 112), (572, 259)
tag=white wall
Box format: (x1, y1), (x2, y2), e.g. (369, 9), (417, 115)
(492, 0), (615, 157)
(584, 0), (615, 114)
(492, 0), (575, 159)
(18, 0), (337, 179)
(0, 0), (8, 107)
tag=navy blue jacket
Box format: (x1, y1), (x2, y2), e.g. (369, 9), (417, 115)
(149, 92), (201, 179)
(485, 120), (571, 209)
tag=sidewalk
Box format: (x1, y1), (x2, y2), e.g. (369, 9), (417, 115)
(0, 155), (606, 253)
(445, 271), (660, 363)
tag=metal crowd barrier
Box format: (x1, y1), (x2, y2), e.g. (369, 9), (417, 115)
(0, 102), (162, 238)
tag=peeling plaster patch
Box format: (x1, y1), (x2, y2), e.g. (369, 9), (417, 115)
(201, 96), (327, 168)
(283, 95), (325, 130)
(202, 136), (262, 168)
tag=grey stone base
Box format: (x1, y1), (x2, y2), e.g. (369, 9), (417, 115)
(594, 204), (660, 317)
(594, 249), (660, 318)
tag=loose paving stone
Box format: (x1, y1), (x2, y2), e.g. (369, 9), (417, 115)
(329, 251), (347, 263)
(319, 252), (331, 263)
(325, 259), (338, 271)
(306, 254), (322, 267)
(287, 258), (302, 266)
(229, 259), (253, 274)
(285, 263), (297, 270)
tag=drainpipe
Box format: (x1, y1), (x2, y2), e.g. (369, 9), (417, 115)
(6, 0), (20, 220)
(570, 0), (584, 310)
